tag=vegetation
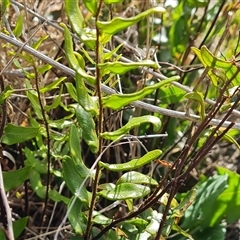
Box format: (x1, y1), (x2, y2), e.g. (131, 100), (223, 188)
(0, 0), (240, 239)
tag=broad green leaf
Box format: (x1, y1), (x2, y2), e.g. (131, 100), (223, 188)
(62, 156), (90, 203)
(97, 6), (166, 35)
(99, 149), (162, 171)
(185, 91), (205, 120)
(60, 23), (96, 85)
(102, 77), (179, 110)
(181, 175), (228, 229)
(75, 105), (99, 154)
(75, 72), (99, 116)
(13, 217), (28, 239)
(83, 0), (97, 14)
(3, 166), (32, 191)
(0, 85), (13, 104)
(210, 167), (240, 226)
(2, 124), (40, 145)
(13, 12), (23, 37)
(99, 183), (150, 200)
(40, 77), (66, 93)
(117, 171), (158, 185)
(101, 115), (161, 140)
(98, 60), (158, 75)
(68, 198), (87, 234)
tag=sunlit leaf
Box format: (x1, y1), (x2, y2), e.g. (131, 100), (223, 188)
(99, 183), (150, 200)
(101, 115), (161, 140)
(117, 171), (158, 185)
(83, 0), (97, 14)
(102, 77), (179, 110)
(99, 150), (162, 171)
(98, 60), (158, 75)
(97, 6), (166, 35)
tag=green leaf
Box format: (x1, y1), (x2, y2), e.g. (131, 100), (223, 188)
(68, 198), (87, 234)
(13, 217), (28, 239)
(65, 0), (84, 34)
(210, 167), (240, 226)
(40, 77), (66, 93)
(2, 124), (40, 145)
(75, 105), (99, 154)
(32, 35), (49, 50)
(158, 85), (185, 104)
(101, 115), (161, 140)
(65, 82), (78, 102)
(44, 85), (63, 111)
(60, 23), (96, 85)
(102, 77), (179, 110)
(172, 188), (197, 218)
(3, 166), (32, 191)
(93, 211), (112, 225)
(1, 0), (10, 15)
(181, 175), (228, 229)
(98, 60), (158, 75)
(99, 183), (150, 200)
(99, 149), (162, 172)
(13, 12), (23, 37)
(104, 0), (123, 3)
(117, 171), (158, 185)
(75, 73), (99, 116)
(172, 223), (193, 240)
(83, 0), (97, 14)
(185, 91), (205, 120)
(0, 85), (13, 104)
(62, 156), (90, 202)
(97, 6), (166, 35)
(103, 44), (123, 61)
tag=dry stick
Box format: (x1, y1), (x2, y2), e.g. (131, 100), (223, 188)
(8, 0), (240, 118)
(1, 32), (240, 130)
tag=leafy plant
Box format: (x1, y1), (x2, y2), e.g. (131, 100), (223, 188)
(0, 1), (240, 240)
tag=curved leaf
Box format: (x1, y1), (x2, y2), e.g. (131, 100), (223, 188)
(98, 60), (158, 75)
(97, 6), (166, 35)
(99, 183), (151, 200)
(75, 73), (99, 116)
(83, 0), (97, 14)
(117, 171), (158, 185)
(99, 149), (162, 171)
(101, 115), (161, 140)
(102, 77), (179, 110)
(60, 23), (96, 85)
